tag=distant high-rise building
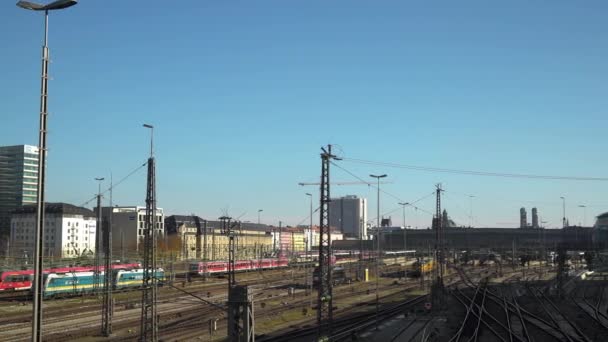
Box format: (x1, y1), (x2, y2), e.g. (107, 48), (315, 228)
(0, 145), (39, 240)
(520, 208), (527, 228)
(531, 208), (539, 228)
(328, 195), (367, 239)
(442, 209), (449, 228)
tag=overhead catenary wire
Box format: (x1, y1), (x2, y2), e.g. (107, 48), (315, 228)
(330, 161), (435, 220)
(341, 157), (608, 182)
(80, 160), (148, 208)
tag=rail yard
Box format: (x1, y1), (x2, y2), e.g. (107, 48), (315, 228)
(2, 253), (605, 341)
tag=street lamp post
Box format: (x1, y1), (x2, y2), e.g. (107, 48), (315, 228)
(370, 174), (387, 331)
(16, 1), (78, 341)
(257, 209), (263, 225)
(560, 196), (566, 228)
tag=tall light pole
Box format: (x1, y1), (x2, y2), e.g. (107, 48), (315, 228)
(306, 192), (313, 302)
(17, 1), (78, 340)
(257, 209), (263, 225)
(560, 196), (566, 228)
(578, 205), (587, 227)
(370, 173), (386, 331)
(398, 202), (409, 254)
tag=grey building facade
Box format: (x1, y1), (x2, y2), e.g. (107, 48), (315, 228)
(329, 195), (367, 239)
(0, 145), (39, 240)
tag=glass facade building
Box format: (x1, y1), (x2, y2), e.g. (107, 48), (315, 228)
(0, 145), (39, 239)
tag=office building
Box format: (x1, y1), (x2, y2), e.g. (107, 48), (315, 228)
(10, 202), (96, 261)
(329, 195), (367, 239)
(99, 206), (164, 255)
(0, 145), (39, 240)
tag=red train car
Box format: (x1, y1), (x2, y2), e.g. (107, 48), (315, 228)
(189, 258), (289, 276)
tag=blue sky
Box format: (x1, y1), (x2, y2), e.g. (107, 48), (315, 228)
(1, 1), (607, 228)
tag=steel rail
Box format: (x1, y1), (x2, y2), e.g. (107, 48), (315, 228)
(449, 283), (483, 342)
(451, 289), (508, 342)
(534, 286), (591, 342)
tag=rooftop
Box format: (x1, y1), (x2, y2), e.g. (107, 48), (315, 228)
(12, 202), (95, 217)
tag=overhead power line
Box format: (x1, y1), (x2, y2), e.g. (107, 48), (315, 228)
(80, 161), (148, 207)
(330, 161), (434, 217)
(341, 157), (608, 182)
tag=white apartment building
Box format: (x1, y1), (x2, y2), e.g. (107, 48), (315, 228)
(10, 203), (96, 260)
(99, 206), (164, 254)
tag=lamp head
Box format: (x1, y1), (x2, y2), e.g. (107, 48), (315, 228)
(17, 0), (77, 11)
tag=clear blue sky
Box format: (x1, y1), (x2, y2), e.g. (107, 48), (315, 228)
(1, 1), (607, 228)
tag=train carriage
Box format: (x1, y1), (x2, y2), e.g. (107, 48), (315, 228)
(0, 270), (33, 291)
(43, 271), (101, 297)
(189, 257), (289, 276)
(0, 262), (140, 293)
(114, 268), (165, 289)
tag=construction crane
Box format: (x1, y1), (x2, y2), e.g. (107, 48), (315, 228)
(298, 181), (391, 186)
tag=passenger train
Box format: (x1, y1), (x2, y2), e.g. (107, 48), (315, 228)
(43, 268), (164, 297)
(189, 258), (289, 276)
(0, 263), (140, 292)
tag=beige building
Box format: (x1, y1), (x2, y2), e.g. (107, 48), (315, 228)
(164, 216), (345, 261)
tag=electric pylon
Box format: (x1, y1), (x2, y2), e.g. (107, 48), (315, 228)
(318, 144), (339, 341)
(140, 156), (158, 341)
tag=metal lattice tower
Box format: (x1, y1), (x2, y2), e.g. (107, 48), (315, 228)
(140, 156), (158, 341)
(102, 207), (113, 336)
(318, 144), (338, 341)
(102, 175), (114, 336)
(94, 193), (102, 293)
(219, 216), (235, 287)
(222, 218), (255, 341)
(194, 215), (202, 260)
(431, 183), (445, 310)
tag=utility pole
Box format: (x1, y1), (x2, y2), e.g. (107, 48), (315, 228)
(102, 174), (113, 336)
(279, 221), (282, 257)
(317, 145), (340, 341)
(194, 215), (202, 260)
(140, 124), (158, 342)
(371, 173), (387, 331)
(431, 184), (445, 312)
(306, 192), (313, 299)
(399, 202), (409, 255)
(560, 196), (566, 228)
(222, 217), (255, 342)
(94, 177), (104, 293)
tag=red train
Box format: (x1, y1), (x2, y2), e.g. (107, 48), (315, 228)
(0, 263), (140, 292)
(189, 258), (289, 276)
